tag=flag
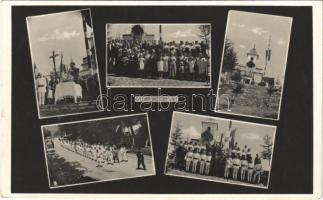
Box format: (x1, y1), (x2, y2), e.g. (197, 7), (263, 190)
(266, 49), (271, 61)
(82, 12), (93, 68)
(229, 128), (237, 149)
(34, 63), (38, 78)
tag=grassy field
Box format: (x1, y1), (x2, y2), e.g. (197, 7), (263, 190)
(47, 153), (96, 187)
(217, 83), (281, 119)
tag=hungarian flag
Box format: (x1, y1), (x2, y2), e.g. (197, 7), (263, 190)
(81, 10), (95, 57)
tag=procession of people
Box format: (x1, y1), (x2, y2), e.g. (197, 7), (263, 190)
(56, 137), (147, 170)
(107, 39), (210, 82)
(167, 139), (264, 185)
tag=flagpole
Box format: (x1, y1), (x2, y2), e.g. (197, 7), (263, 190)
(264, 35), (271, 76)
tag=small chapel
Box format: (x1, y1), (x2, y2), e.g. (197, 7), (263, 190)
(234, 45), (265, 85)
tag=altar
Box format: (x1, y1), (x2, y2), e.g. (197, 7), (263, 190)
(55, 82), (82, 103)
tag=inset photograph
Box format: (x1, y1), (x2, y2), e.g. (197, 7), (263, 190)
(216, 11), (292, 120)
(26, 9), (102, 118)
(106, 24), (211, 88)
(42, 113), (155, 188)
(165, 112), (276, 189)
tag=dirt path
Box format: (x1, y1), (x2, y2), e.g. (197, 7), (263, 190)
(52, 139), (155, 181)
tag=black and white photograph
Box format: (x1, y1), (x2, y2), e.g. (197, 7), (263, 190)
(26, 9), (102, 118)
(41, 113), (155, 188)
(165, 112), (276, 189)
(106, 24), (211, 88)
(216, 11), (292, 119)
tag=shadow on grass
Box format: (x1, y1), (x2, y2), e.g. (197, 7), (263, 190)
(47, 154), (97, 187)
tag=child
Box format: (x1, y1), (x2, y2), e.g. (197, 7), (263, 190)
(162, 53), (169, 78)
(224, 155), (233, 179)
(169, 53), (177, 78)
(247, 157), (254, 182)
(253, 154), (262, 184)
(240, 155), (248, 181)
(184, 148), (193, 172)
(96, 149), (103, 167)
(188, 57), (195, 80)
(199, 150), (207, 174)
(178, 61), (185, 80)
(232, 155), (241, 180)
(192, 149), (200, 173)
(138, 54), (145, 77)
(157, 56), (164, 79)
(204, 151), (212, 175)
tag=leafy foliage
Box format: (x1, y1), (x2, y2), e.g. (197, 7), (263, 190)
(260, 134), (273, 165)
(231, 70), (242, 82)
(232, 83), (244, 96)
(51, 115), (148, 147)
(222, 39), (238, 72)
(47, 154), (96, 187)
(267, 86), (279, 97)
(170, 121), (182, 146)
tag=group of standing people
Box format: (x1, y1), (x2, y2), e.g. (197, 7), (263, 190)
(107, 40), (210, 82)
(168, 140), (264, 185)
(223, 143), (263, 184)
(35, 61), (99, 106)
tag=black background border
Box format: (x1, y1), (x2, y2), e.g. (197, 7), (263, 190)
(11, 5), (313, 194)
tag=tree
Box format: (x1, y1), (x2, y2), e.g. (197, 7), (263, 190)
(170, 121), (182, 147)
(222, 39), (238, 72)
(198, 25), (211, 45)
(43, 128), (52, 138)
(260, 134), (273, 165)
(232, 83), (244, 96)
(231, 69), (242, 82)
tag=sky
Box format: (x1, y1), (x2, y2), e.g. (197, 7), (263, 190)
(171, 112), (276, 160)
(225, 11), (292, 83)
(106, 24), (209, 43)
(27, 10), (88, 76)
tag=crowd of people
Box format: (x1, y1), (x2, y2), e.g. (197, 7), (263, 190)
(167, 140), (264, 185)
(55, 138), (147, 170)
(107, 40), (210, 82)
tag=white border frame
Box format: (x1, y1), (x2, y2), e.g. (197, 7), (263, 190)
(164, 111), (277, 189)
(41, 113), (156, 189)
(105, 23), (212, 88)
(26, 8), (104, 119)
(0, 1), (321, 199)
(214, 10), (293, 121)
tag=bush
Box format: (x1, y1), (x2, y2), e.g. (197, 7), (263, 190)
(232, 83), (244, 95)
(231, 71), (242, 82)
(258, 81), (266, 86)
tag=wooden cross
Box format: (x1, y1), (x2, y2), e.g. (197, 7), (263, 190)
(49, 50), (59, 75)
